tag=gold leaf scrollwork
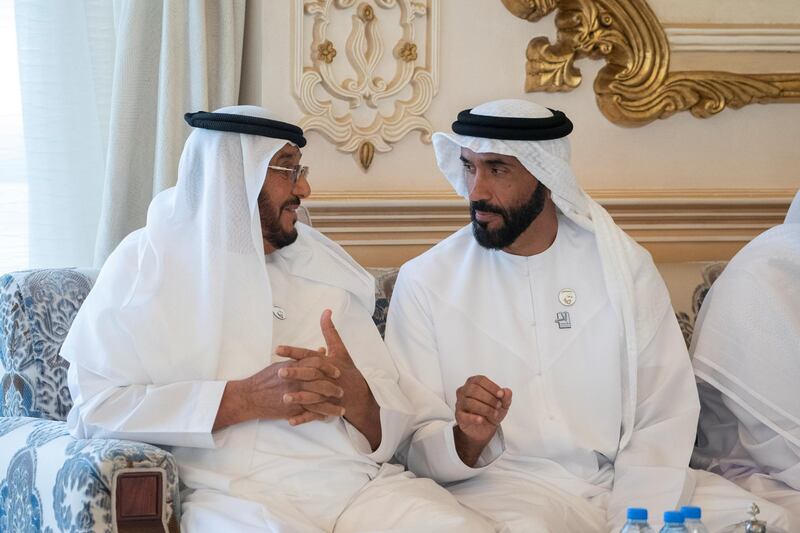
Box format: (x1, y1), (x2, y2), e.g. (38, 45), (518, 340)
(500, 0), (558, 22)
(398, 41), (418, 62)
(359, 141), (375, 169)
(525, 37), (581, 91)
(359, 3), (375, 21)
(502, 0), (800, 126)
(318, 40), (337, 64)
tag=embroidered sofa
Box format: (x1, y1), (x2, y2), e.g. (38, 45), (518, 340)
(0, 269), (181, 533)
(0, 257), (726, 532)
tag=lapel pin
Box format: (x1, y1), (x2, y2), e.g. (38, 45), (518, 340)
(555, 311), (572, 329)
(558, 288), (576, 306)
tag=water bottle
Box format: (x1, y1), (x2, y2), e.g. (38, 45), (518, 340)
(680, 506), (710, 533)
(620, 508), (655, 532)
(660, 511), (688, 532)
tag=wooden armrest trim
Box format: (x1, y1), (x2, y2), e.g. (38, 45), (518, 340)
(117, 471), (162, 520)
(113, 468), (177, 532)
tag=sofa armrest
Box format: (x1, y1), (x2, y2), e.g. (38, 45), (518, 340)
(0, 417), (180, 532)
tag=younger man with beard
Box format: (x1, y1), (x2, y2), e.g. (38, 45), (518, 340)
(386, 99), (792, 532)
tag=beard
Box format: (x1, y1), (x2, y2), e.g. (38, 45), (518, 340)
(257, 191), (300, 250)
(470, 182), (547, 250)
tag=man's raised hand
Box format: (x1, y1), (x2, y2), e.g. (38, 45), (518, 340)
(453, 375), (512, 466)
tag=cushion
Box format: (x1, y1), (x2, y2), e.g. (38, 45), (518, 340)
(0, 270), (95, 420)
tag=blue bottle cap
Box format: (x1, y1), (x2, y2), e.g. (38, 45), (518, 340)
(664, 511), (685, 524)
(627, 508), (648, 521)
(680, 506), (702, 519)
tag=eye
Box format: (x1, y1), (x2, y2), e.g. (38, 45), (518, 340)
(490, 166), (507, 175)
(462, 162), (475, 173)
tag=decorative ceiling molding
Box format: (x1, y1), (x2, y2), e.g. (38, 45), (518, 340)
(664, 25), (800, 53)
(292, 0), (439, 170)
(500, 0), (800, 126)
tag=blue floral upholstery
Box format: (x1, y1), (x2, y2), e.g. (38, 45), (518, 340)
(0, 269), (95, 420)
(0, 269), (179, 532)
(675, 262), (727, 349)
(0, 417), (179, 532)
(367, 267), (399, 338)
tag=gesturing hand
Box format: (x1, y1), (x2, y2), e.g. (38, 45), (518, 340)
(276, 309), (381, 449)
(453, 375), (512, 466)
(238, 355), (345, 426)
(270, 346), (340, 425)
(212, 344), (345, 431)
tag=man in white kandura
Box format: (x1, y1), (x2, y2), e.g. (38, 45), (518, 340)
(386, 99), (792, 532)
(60, 106), (494, 532)
(692, 190), (800, 530)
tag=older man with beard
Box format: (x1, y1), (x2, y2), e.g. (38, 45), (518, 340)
(60, 106), (495, 533)
(386, 99), (792, 532)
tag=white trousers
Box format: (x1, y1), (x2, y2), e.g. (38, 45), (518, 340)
(181, 464), (498, 533)
(447, 470), (608, 533)
(443, 468), (795, 533)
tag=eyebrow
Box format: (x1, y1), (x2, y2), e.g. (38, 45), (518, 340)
(274, 153), (296, 165)
(459, 154), (512, 167)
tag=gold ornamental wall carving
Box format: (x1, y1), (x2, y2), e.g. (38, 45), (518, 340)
(501, 0), (800, 127)
(293, 0), (439, 170)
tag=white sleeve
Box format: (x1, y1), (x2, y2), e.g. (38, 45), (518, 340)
(385, 268), (505, 483)
(67, 362), (226, 448)
(606, 307), (700, 529)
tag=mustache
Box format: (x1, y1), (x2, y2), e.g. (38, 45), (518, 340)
(470, 200), (505, 216)
(282, 197), (301, 210)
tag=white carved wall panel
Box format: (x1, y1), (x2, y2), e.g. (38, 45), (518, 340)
(292, 0), (439, 170)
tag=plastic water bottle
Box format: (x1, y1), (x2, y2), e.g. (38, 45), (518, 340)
(680, 506), (710, 533)
(620, 508), (655, 532)
(660, 511), (689, 532)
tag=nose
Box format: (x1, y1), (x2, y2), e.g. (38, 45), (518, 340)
(293, 172), (311, 199)
(467, 166), (491, 203)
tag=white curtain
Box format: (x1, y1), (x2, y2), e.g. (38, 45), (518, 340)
(14, 0), (115, 269)
(0, 0), (29, 274)
(94, 0), (246, 265)
(13, 0), (247, 269)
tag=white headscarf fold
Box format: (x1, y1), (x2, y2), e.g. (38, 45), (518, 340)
(61, 105), (374, 386)
(786, 190), (800, 224)
(693, 188), (800, 448)
(432, 99), (672, 449)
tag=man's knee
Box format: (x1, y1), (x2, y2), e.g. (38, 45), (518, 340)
(335, 476), (497, 532)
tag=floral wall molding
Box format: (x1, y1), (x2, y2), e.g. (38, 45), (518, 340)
(501, 0), (800, 127)
(293, 0), (439, 169)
